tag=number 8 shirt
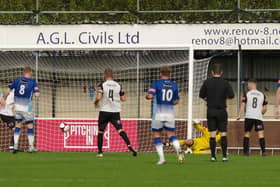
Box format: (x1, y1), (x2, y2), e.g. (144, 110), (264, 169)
(242, 89), (268, 121)
(8, 77), (39, 112)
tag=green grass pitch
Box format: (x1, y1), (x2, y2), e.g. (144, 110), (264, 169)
(0, 152), (279, 187)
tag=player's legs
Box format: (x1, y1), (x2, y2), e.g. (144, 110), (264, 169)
(26, 123), (35, 152)
(255, 120), (266, 156)
(10, 130), (14, 149)
(258, 131), (266, 155)
(7, 121), (15, 149)
(97, 112), (109, 156)
(117, 129), (137, 156)
(207, 114), (218, 160)
(243, 119), (253, 155)
(220, 132), (228, 161)
(110, 113), (137, 156)
(23, 112), (36, 152)
(8, 121), (15, 150)
(218, 110), (228, 161)
(153, 131), (165, 164)
(209, 130), (217, 161)
(243, 131), (251, 155)
(152, 120), (165, 164)
(164, 121), (184, 163)
(166, 130), (181, 153)
(13, 112), (24, 152)
(164, 122), (181, 153)
(13, 122), (22, 152)
(0, 114), (15, 149)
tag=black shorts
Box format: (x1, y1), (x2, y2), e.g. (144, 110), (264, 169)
(244, 118), (264, 132)
(98, 111), (122, 132)
(0, 114), (15, 129)
(207, 109), (228, 132)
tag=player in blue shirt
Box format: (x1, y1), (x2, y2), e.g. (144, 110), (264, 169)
(2, 66), (40, 153)
(146, 66), (184, 165)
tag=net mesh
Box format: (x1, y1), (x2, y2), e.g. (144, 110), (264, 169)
(0, 50), (210, 152)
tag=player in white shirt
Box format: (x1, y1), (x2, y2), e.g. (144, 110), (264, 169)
(237, 79), (268, 156)
(94, 68), (137, 157)
(0, 90), (15, 150)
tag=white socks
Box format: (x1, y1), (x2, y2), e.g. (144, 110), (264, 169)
(154, 137), (165, 162)
(13, 127), (21, 149)
(28, 135), (34, 148)
(13, 127), (35, 150)
(154, 136), (181, 163)
(14, 133), (20, 149)
(155, 144), (165, 162)
(169, 136), (181, 154)
(172, 139), (181, 154)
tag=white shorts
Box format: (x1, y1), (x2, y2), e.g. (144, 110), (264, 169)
(15, 111), (34, 124)
(151, 120), (175, 132)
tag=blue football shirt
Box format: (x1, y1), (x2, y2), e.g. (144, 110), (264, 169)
(8, 77), (39, 112)
(148, 79), (179, 115)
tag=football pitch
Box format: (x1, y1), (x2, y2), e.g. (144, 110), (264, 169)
(0, 152), (279, 187)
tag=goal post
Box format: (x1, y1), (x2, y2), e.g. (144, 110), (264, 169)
(0, 45), (210, 152)
(187, 46), (194, 140)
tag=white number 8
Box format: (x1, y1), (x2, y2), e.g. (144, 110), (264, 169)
(19, 85), (25, 95)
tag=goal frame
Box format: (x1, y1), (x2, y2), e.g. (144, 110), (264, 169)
(7, 44), (194, 139)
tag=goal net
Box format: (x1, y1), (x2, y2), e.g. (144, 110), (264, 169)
(0, 48), (210, 152)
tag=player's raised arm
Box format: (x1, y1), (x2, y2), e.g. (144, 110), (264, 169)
(194, 123), (204, 132)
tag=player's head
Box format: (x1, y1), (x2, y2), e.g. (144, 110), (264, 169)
(23, 66), (33, 78)
(211, 63), (223, 77)
(247, 79), (257, 90)
(104, 68), (113, 80)
(160, 66), (171, 78)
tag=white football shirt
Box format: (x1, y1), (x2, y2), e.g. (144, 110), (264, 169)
(243, 89), (267, 120)
(98, 80), (125, 113)
(0, 90), (15, 117)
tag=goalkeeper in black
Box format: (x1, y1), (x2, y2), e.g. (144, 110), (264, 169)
(199, 63), (234, 162)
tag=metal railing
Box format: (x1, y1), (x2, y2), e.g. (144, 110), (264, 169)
(0, 0), (279, 23)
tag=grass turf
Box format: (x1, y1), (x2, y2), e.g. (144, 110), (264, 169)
(0, 152), (279, 187)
